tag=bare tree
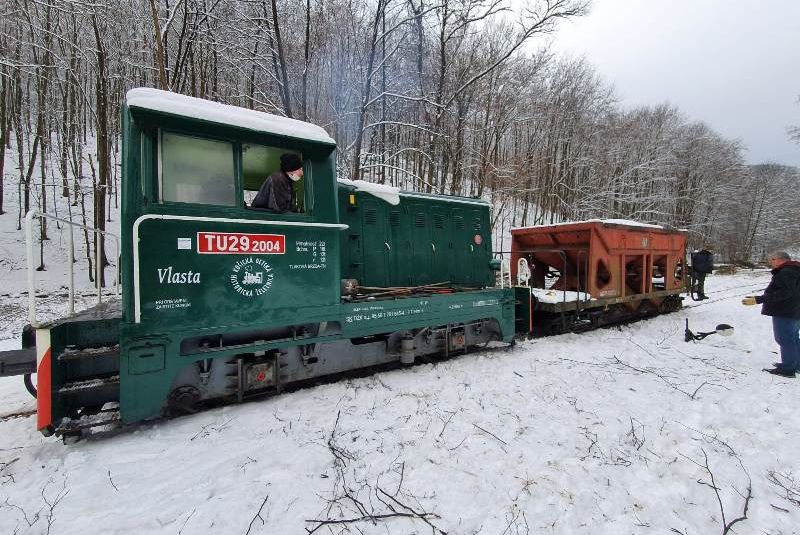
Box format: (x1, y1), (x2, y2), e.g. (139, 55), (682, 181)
(0, 0), (791, 278)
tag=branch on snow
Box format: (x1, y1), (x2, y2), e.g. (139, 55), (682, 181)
(680, 448), (752, 535)
(245, 492), (270, 535)
(308, 411), (447, 534)
(767, 470), (800, 508)
(0, 457), (19, 485)
(472, 423), (508, 447)
(611, 355), (718, 400)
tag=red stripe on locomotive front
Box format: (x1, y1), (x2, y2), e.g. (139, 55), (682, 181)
(529, 296), (533, 335)
(37, 348), (52, 431)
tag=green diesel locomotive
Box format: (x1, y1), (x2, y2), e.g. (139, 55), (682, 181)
(9, 88), (518, 440)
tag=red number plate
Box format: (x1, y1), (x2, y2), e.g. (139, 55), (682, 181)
(197, 232), (286, 254)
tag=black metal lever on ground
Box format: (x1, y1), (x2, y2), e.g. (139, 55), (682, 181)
(684, 319), (734, 342)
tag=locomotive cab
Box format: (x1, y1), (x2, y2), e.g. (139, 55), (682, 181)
(122, 89), (343, 321)
(116, 89), (349, 422)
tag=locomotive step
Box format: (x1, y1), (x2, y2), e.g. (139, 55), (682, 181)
(56, 408), (121, 437)
(58, 375), (120, 396)
(57, 345), (120, 361)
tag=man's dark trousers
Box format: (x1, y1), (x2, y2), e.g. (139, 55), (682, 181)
(773, 316), (800, 373)
(695, 272), (707, 298)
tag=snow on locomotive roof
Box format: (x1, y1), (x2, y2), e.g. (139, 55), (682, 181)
(337, 179), (491, 207)
(126, 88), (336, 145)
(337, 179), (401, 205)
(401, 191), (490, 206)
(511, 218), (669, 231)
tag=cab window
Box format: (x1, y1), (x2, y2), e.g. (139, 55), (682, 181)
(159, 131), (236, 206)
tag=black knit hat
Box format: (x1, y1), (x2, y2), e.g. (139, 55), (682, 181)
(280, 153), (303, 173)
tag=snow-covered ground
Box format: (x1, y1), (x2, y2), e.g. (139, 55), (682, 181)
(1, 162), (798, 533)
(1, 270), (798, 534)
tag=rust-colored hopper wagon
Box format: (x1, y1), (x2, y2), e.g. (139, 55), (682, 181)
(510, 220), (688, 336)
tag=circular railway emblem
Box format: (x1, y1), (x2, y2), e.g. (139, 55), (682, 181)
(474, 234), (483, 245)
(230, 257), (275, 297)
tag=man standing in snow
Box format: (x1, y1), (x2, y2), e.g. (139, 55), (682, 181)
(251, 153), (303, 212)
(691, 244), (714, 300)
(742, 251), (800, 378)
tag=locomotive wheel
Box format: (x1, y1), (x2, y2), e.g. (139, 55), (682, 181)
(62, 430), (83, 445)
(167, 385), (201, 415)
(24, 373), (37, 399)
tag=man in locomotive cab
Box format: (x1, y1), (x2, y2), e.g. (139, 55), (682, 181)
(251, 153), (304, 212)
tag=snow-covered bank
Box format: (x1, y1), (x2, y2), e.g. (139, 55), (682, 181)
(1, 271), (798, 534)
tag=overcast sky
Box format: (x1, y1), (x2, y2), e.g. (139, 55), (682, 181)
(548, 0), (800, 167)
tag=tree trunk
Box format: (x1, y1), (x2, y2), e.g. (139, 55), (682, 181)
(301, 0), (311, 120)
(0, 70), (7, 214)
(79, 187), (94, 284)
(147, 0), (170, 90)
(270, 0), (293, 117)
(39, 135), (48, 240)
(351, 0), (386, 181)
(92, 14), (109, 286)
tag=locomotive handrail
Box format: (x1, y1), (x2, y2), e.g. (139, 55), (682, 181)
(498, 247), (594, 332)
(499, 258), (511, 288)
(497, 248), (590, 297)
(25, 210), (121, 327)
(516, 258), (531, 286)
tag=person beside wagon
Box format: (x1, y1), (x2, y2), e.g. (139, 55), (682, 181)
(742, 251), (800, 378)
(690, 244), (714, 300)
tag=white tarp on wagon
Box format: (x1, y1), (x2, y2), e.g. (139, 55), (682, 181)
(512, 218), (667, 231)
(531, 288), (594, 303)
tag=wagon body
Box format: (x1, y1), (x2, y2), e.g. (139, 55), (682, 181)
(510, 220), (688, 333)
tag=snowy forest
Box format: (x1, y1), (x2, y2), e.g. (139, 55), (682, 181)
(1, 0), (799, 270)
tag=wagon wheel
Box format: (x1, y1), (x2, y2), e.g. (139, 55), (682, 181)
(546, 319), (567, 336)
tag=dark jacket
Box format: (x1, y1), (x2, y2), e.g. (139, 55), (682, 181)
(252, 171), (293, 212)
(756, 260), (800, 319)
(691, 250), (714, 274)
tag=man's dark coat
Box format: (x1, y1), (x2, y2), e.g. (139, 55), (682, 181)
(756, 261), (800, 319)
(252, 171), (293, 212)
(691, 250), (714, 274)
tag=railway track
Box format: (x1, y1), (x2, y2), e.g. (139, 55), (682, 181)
(1, 409), (36, 422)
(684, 280), (768, 307)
